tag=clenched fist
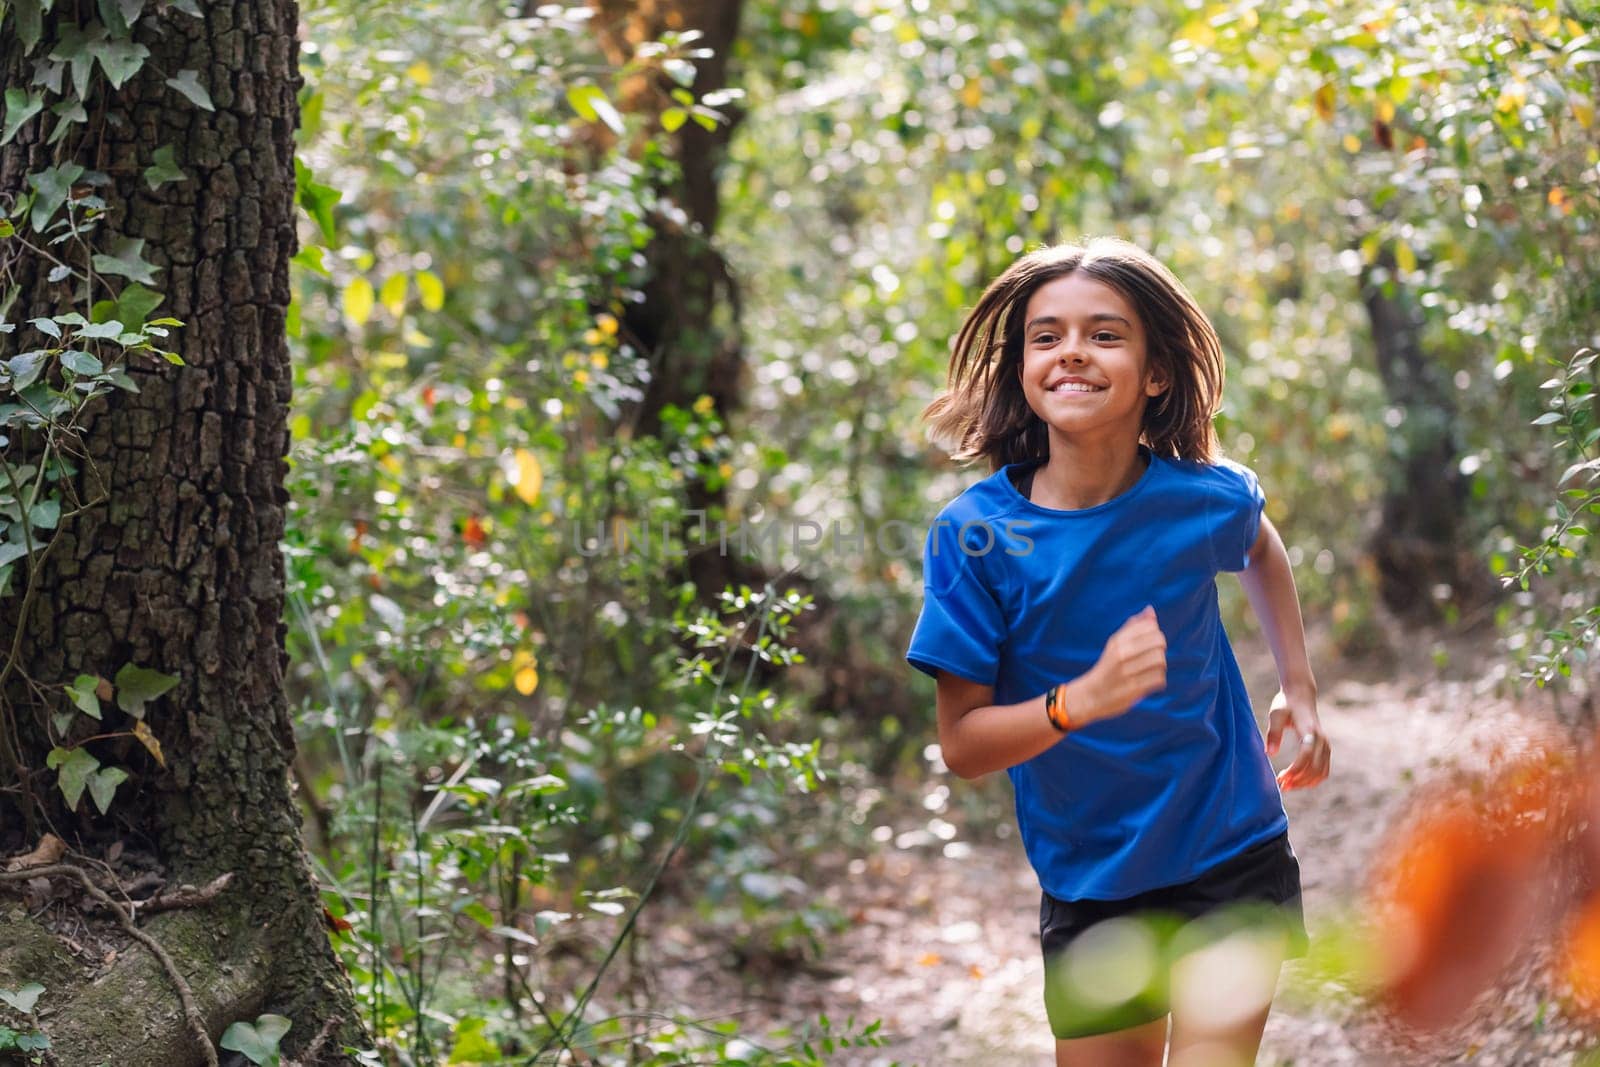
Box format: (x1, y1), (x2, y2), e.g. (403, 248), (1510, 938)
(1080, 606), (1168, 724)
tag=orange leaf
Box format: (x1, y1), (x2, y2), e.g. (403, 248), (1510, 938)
(917, 952), (942, 967)
(133, 720), (165, 768)
(463, 515), (487, 547)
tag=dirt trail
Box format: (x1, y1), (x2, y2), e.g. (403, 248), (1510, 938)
(676, 637), (1600, 1066)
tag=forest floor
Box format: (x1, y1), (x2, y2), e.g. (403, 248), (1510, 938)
(652, 623), (1600, 1066)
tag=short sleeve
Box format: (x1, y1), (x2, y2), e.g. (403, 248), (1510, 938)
(1212, 461), (1267, 572)
(905, 519), (1006, 685)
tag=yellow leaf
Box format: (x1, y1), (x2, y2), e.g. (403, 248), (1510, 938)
(1342, 133), (1362, 153)
(692, 394), (716, 416)
(511, 448), (543, 506)
(1396, 240), (1417, 274)
(343, 277), (375, 326)
(1376, 99), (1395, 123)
(416, 270), (445, 311)
(134, 720), (165, 767)
(380, 273), (407, 317)
(960, 79), (983, 108)
(1573, 100), (1594, 130)
(406, 61), (432, 87)
(596, 312), (618, 336)
(515, 665), (540, 696)
(1314, 83), (1336, 122)
(1496, 81), (1526, 114)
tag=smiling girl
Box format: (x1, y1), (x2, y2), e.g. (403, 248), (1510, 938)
(905, 238), (1329, 1066)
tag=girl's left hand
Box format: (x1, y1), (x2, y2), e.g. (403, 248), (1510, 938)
(1266, 689), (1330, 791)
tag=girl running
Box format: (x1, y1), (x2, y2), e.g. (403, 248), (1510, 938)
(906, 237), (1329, 1066)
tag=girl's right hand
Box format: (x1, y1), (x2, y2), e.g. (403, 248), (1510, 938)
(1081, 606), (1167, 723)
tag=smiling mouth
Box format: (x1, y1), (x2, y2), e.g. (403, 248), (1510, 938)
(1047, 381), (1104, 393)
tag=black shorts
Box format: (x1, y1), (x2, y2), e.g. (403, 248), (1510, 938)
(1039, 831), (1307, 1040)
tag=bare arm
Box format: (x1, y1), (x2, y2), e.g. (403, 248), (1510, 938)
(935, 607), (1167, 779)
(1237, 514), (1329, 790)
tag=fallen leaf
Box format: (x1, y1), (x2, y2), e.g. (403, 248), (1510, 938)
(4, 834), (65, 871)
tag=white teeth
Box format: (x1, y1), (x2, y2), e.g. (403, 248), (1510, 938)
(1049, 382), (1101, 393)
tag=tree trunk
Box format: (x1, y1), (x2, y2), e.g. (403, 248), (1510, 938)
(1360, 248), (1485, 619)
(588, 0), (754, 596)
(0, 3), (366, 1062)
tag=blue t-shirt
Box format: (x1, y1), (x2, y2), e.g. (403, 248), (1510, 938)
(905, 450), (1288, 901)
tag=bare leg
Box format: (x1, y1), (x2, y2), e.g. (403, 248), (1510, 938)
(1055, 1016), (1168, 1067)
(1167, 1000), (1271, 1067)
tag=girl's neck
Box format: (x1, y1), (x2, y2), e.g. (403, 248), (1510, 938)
(1030, 435), (1148, 510)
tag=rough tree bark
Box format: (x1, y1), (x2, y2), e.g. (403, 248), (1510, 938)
(0, 4), (366, 1062)
(1360, 248), (1485, 620)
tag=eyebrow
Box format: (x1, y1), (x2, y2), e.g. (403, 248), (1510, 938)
(1025, 313), (1134, 331)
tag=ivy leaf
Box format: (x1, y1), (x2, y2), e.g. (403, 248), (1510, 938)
(98, 0), (145, 34)
(88, 37), (151, 91)
(113, 663), (179, 719)
(13, 0), (44, 52)
(28, 498), (59, 530)
(92, 237), (161, 285)
(45, 746), (101, 811)
(27, 162), (86, 234)
(106, 283), (164, 328)
(0, 983), (44, 1015)
(47, 99), (87, 146)
(2, 89), (44, 146)
(164, 69), (214, 111)
(87, 766), (128, 814)
(28, 317), (60, 340)
(66, 675), (103, 720)
(144, 145), (186, 190)
(221, 1014), (292, 1066)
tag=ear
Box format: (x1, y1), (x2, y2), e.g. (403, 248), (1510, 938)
(1144, 372), (1169, 399)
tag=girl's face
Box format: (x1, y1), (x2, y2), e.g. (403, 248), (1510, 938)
(1016, 271), (1166, 447)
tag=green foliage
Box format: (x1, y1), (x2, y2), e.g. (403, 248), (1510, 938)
(220, 1013), (292, 1067)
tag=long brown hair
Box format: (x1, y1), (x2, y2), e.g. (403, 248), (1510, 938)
(923, 237), (1226, 473)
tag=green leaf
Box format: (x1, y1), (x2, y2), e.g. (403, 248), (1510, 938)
(28, 498), (59, 529)
(294, 158), (340, 244)
(165, 69), (214, 111)
(46, 746), (100, 811)
(290, 245), (329, 277)
(13, 0), (44, 52)
(27, 317), (59, 340)
(0, 984), (44, 1015)
(26, 162), (85, 234)
(566, 84), (624, 135)
(220, 1014), (292, 1066)
(92, 237), (161, 284)
(66, 675), (102, 720)
(47, 98), (87, 146)
(61, 351), (102, 377)
(2, 89), (44, 145)
(87, 766), (127, 814)
(0, 220), (13, 239)
(447, 1017), (500, 1063)
(5, 352), (47, 390)
(661, 107), (688, 132)
(76, 320), (125, 340)
(88, 36), (150, 90)
(415, 269), (444, 310)
(108, 282), (164, 328)
(143, 145), (186, 190)
(113, 663), (178, 719)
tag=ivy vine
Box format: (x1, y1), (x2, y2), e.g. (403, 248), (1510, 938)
(0, 0), (209, 821)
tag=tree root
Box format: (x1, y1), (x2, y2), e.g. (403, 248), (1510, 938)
(0, 862), (223, 1067)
